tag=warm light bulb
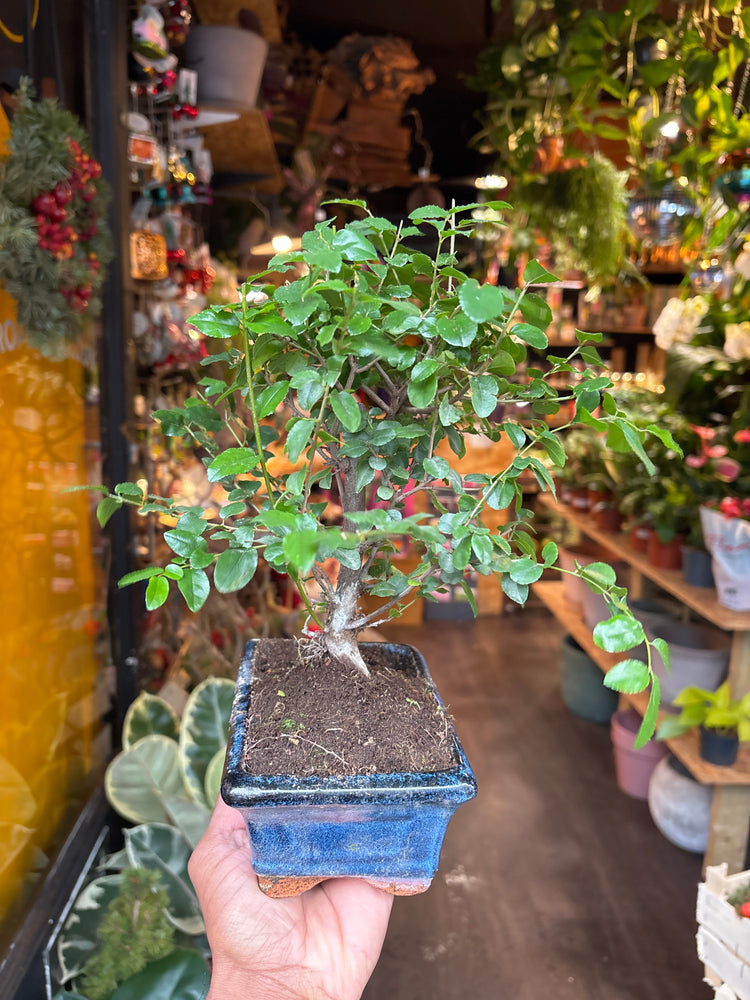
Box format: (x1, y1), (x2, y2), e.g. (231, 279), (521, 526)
(475, 174), (508, 190)
(271, 233), (292, 252)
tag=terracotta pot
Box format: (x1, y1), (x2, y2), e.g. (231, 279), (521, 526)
(629, 524), (652, 553)
(593, 504), (623, 533)
(587, 488), (612, 510)
(222, 639), (477, 897)
(647, 533), (684, 571)
(569, 488), (590, 512)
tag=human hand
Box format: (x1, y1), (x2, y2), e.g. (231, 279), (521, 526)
(188, 796), (394, 1000)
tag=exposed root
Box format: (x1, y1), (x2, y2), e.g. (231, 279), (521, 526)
(323, 629), (370, 677)
(295, 629), (371, 678)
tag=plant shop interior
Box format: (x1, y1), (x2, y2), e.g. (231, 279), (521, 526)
(2, 1), (750, 998)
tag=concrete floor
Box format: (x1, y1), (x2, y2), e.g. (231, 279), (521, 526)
(364, 607), (710, 1000)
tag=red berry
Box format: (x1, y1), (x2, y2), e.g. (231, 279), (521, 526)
(48, 206), (67, 224)
(32, 192), (56, 216)
(740, 902), (750, 919)
(53, 183), (72, 206)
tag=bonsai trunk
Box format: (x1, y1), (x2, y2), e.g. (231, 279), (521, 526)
(322, 457), (370, 677)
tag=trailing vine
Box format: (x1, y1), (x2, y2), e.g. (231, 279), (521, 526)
(0, 78), (112, 356)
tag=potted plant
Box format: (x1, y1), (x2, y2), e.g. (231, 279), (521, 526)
(94, 201), (673, 896)
(657, 682), (750, 767)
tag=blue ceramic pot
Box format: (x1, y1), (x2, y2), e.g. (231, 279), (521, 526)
(222, 640), (477, 897)
(699, 727), (739, 767)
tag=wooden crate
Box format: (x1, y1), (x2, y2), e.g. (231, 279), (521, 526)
(697, 864), (750, 999)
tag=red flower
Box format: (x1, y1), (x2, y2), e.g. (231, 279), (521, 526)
(719, 497), (742, 518)
(734, 429), (750, 443)
(690, 425), (716, 440)
(715, 457), (741, 483)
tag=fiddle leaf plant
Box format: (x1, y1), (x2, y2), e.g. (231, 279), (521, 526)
(98, 201), (676, 740)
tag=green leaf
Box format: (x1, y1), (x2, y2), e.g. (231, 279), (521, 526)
(634, 678), (661, 748)
(204, 748), (225, 806)
(111, 950), (209, 1000)
(439, 398), (461, 425)
(177, 567), (210, 612)
(285, 417), (315, 463)
(300, 228), (343, 271)
(471, 375), (498, 418)
(501, 575), (529, 605)
(214, 547), (258, 593)
(603, 658), (650, 694)
(485, 479), (515, 510)
(542, 540), (558, 566)
(512, 322), (548, 349)
(105, 735), (189, 825)
(472, 534), (494, 564)
(282, 529), (320, 573)
(458, 279), (507, 322)
(331, 228), (379, 260)
(189, 305), (240, 339)
(523, 260), (560, 284)
(97, 496), (123, 527)
(503, 422), (527, 448)
(206, 448), (261, 483)
(436, 312), (477, 347)
(593, 614), (645, 653)
(115, 481), (147, 499)
(407, 375), (438, 408)
(459, 578), (478, 616)
(118, 566), (163, 588)
(123, 693), (180, 750)
(331, 391), (362, 432)
(179, 678), (235, 808)
(508, 558), (543, 585)
(580, 561), (617, 588)
(651, 637), (670, 672)
(519, 292), (553, 329)
(146, 575), (170, 611)
(256, 381), (290, 419)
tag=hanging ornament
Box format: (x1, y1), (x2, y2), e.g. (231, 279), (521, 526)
(132, 4), (168, 61)
(715, 150), (750, 208)
(164, 0), (192, 47)
(689, 253), (731, 296)
(626, 183), (697, 246)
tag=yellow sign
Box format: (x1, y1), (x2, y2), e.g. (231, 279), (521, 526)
(0, 288), (107, 938)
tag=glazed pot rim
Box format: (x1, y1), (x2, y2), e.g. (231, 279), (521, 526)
(222, 639), (478, 808)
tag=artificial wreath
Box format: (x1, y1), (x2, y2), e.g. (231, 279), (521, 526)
(0, 78), (112, 356)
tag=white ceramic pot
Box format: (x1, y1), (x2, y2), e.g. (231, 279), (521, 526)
(646, 618), (731, 706)
(183, 26), (268, 112)
(648, 755), (713, 853)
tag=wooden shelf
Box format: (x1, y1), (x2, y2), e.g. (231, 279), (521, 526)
(533, 581), (750, 786)
(538, 497), (750, 632)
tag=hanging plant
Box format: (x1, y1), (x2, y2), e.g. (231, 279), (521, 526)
(508, 153), (630, 284)
(0, 78), (112, 356)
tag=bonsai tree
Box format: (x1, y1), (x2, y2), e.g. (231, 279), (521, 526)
(95, 201), (674, 737)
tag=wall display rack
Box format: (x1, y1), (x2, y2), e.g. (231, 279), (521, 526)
(533, 496), (750, 873)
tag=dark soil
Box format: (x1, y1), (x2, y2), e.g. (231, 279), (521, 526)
(242, 638), (456, 778)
